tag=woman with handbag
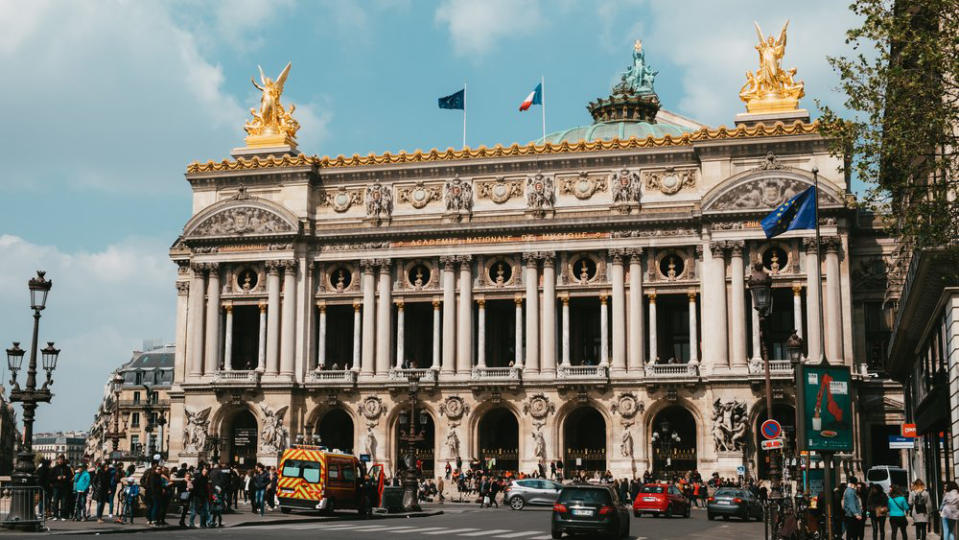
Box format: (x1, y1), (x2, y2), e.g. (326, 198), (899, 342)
(941, 481), (959, 540)
(867, 484), (889, 540)
(888, 485), (910, 540)
(909, 480), (931, 540)
(177, 472), (193, 528)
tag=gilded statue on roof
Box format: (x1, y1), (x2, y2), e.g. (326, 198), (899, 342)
(739, 21), (804, 113)
(613, 40), (658, 96)
(244, 62), (300, 148)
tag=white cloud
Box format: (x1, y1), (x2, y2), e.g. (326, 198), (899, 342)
(436, 0), (544, 57)
(0, 235), (176, 432)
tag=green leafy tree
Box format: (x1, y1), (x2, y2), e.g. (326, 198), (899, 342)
(820, 0), (959, 248)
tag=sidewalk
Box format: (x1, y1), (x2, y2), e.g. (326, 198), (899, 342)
(8, 500), (442, 536)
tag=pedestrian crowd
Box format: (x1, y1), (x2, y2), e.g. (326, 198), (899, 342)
(833, 476), (947, 540)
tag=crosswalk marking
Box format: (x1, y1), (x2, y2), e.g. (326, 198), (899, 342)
(387, 526), (449, 534)
(336, 525), (396, 531)
(460, 529), (512, 536)
(424, 528), (480, 535)
(493, 532), (544, 538)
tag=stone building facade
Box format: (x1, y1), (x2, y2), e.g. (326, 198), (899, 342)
(166, 43), (903, 480)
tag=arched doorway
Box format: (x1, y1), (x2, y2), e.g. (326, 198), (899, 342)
(755, 404), (796, 480)
(478, 408), (519, 473)
(224, 409), (258, 467)
(564, 407), (607, 475)
(394, 407), (435, 477)
(315, 408), (354, 454)
(650, 406), (697, 477)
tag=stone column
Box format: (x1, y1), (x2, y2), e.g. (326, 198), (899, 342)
(395, 300), (405, 369)
(280, 261), (297, 377)
(223, 304), (234, 371)
(647, 292), (657, 363)
(599, 294), (609, 366)
(728, 241), (747, 368)
(440, 256), (456, 374)
(627, 249), (645, 369)
(793, 284), (804, 339)
(317, 304), (327, 369)
(688, 292), (698, 364)
(187, 266), (206, 377)
(803, 239), (823, 363)
(702, 241), (729, 370)
(376, 260), (392, 374)
(352, 302), (362, 370)
(360, 259), (376, 375)
(257, 302), (267, 372)
(477, 299), (486, 368)
(456, 256), (473, 375)
(824, 237), (843, 362)
(266, 262), (281, 375)
(523, 254), (540, 372)
(541, 254), (556, 375)
(610, 250), (626, 373)
(750, 301), (762, 363)
(561, 296), (570, 367)
(514, 295), (524, 368)
(432, 299), (441, 370)
(204, 263), (221, 374)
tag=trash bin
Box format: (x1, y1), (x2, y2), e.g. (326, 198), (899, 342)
(381, 486), (404, 513)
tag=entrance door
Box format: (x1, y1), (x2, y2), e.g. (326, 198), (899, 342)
(477, 408), (519, 472)
(228, 410), (258, 467)
(564, 407), (607, 475)
(316, 408), (354, 454)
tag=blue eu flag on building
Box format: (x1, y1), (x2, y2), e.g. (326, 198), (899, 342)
(438, 89), (465, 110)
(761, 186), (817, 238)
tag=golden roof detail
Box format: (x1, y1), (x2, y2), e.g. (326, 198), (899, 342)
(186, 120), (820, 174)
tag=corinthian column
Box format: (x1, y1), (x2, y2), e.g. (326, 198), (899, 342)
(188, 265), (206, 377)
(352, 302), (361, 370)
(803, 239), (823, 363)
(627, 249), (644, 369)
(477, 299), (486, 368)
(541, 253), (556, 375)
(688, 292), (698, 364)
(440, 256), (456, 375)
(728, 241), (747, 368)
(223, 304), (234, 371)
(599, 294), (609, 366)
(395, 300), (405, 369)
(360, 259), (376, 375)
(793, 284), (804, 339)
(523, 254), (540, 372)
(174, 281), (189, 383)
(824, 237), (843, 362)
(701, 241), (728, 370)
(257, 302), (267, 372)
(648, 292), (657, 363)
(280, 261), (297, 377)
(204, 263), (221, 374)
(266, 262), (281, 375)
(514, 295), (524, 368)
(432, 299), (441, 370)
(456, 256), (473, 375)
(317, 304), (327, 370)
(610, 250), (626, 373)
(561, 296), (570, 367)
(375, 260), (392, 374)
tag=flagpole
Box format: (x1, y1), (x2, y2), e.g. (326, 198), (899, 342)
(812, 167), (827, 366)
(541, 75), (546, 142)
(462, 82), (467, 148)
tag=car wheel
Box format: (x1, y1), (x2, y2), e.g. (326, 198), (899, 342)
(551, 529), (562, 540)
(707, 512), (714, 521)
(509, 496), (525, 511)
(684, 505), (691, 518)
(633, 511), (640, 518)
(280, 507), (291, 514)
(722, 514), (729, 521)
(664, 504), (672, 518)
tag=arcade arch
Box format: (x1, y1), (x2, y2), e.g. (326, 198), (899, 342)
(649, 405), (697, 476)
(477, 407), (519, 473)
(562, 406), (607, 476)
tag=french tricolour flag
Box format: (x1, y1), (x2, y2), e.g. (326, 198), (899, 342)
(519, 82), (542, 111)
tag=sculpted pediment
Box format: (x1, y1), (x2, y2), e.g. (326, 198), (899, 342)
(702, 168), (844, 213)
(184, 198), (299, 239)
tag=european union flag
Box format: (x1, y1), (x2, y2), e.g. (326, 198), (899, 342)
(438, 89), (465, 110)
(761, 186), (817, 238)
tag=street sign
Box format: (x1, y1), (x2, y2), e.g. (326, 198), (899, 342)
(360, 454), (371, 463)
(736, 465), (746, 476)
(761, 439), (784, 450)
(902, 424), (917, 438)
(761, 419), (783, 440)
(889, 435), (916, 450)
(803, 365), (853, 452)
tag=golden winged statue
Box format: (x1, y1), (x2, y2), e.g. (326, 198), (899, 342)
(739, 20), (804, 113)
(244, 62), (300, 148)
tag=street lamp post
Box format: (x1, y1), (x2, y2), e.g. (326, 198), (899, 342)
(748, 261), (782, 501)
(4, 271), (61, 531)
(651, 420), (681, 480)
(398, 373), (425, 512)
(786, 330), (806, 492)
(104, 373), (126, 458)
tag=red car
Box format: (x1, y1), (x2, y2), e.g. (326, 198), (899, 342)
(632, 483), (691, 518)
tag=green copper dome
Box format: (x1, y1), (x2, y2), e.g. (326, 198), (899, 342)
(539, 120), (693, 144)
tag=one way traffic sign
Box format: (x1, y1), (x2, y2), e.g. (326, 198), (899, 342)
(761, 439), (784, 451)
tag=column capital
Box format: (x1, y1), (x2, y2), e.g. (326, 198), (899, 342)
(514, 295), (524, 306)
(373, 258), (392, 269)
(432, 298), (441, 309)
(792, 283), (803, 296)
(456, 254), (473, 268)
(541, 252), (556, 267)
(360, 259), (377, 273)
(728, 240), (745, 257)
(522, 252), (539, 266)
(258, 302), (268, 312)
(687, 291), (697, 302)
(624, 248), (644, 265)
(802, 237), (819, 254)
(439, 255), (457, 269)
(647, 291), (657, 304)
(561, 296), (569, 306)
(353, 301), (362, 312)
(608, 248), (627, 264)
(600, 294), (608, 305)
(265, 260), (283, 274)
(191, 261), (219, 273)
(395, 299), (405, 310)
(695, 245), (704, 261)
(176, 281), (190, 295)
(279, 259), (297, 273)
(708, 241), (728, 257)
(822, 236), (842, 254)
(317, 303), (327, 313)
(223, 303), (234, 313)
(476, 298), (486, 308)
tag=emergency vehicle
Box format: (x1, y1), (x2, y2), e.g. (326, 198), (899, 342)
(276, 444), (383, 514)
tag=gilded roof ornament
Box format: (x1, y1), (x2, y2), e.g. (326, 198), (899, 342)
(244, 62), (300, 149)
(739, 21), (805, 113)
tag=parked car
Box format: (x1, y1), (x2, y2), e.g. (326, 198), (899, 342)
(631, 483), (691, 518)
(866, 466), (909, 495)
(706, 488), (763, 521)
(506, 478), (564, 510)
(552, 484), (630, 539)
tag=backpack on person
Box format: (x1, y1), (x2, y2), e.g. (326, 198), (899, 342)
(914, 491), (927, 514)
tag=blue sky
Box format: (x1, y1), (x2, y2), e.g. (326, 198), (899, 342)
(0, 0), (861, 432)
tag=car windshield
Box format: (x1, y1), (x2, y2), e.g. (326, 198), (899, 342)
(639, 485), (665, 494)
(559, 488), (612, 505)
(281, 460), (322, 483)
(867, 469), (889, 482)
(715, 489), (747, 498)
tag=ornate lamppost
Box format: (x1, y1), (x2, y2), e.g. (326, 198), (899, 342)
(4, 271), (61, 531)
(651, 420), (681, 479)
(747, 261), (782, 501)
(398, 373), (426, 512)
(104, 373), (126, 459)
(786, 330), (806, 493)
(206, 432), (222, 464)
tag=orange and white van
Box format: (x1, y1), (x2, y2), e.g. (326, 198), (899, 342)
(276, 444), (383, 514)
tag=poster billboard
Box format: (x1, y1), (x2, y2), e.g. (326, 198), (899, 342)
(803, 365), (853, 452)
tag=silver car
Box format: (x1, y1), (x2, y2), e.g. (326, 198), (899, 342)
(506, 479), (564, 510)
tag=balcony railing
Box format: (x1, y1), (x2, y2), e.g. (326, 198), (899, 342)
(471, 366), (523, 382)
(118, 400), (170, 408)
(387, 368), (437, 383)
(210, 370), (261, 386)
(747, 359), (794, 376)
(305, 369), (357, 385)
(645, 362), (700, 378)
(557, 364), (609, 379)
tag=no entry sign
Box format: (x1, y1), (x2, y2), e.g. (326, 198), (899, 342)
(761, 419), (783, 440)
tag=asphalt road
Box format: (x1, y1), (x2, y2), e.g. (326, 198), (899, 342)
(65, 505), (764, 540)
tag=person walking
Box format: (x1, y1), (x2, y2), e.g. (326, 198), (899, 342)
(121, 476), (139, 524)
(189, 466), (211, 528)
(888, 485), (910, 540)
(72, 465), (91, 521)
(252, 465), (269, 516)
(909, 480), (931, 540)
(50, 455), (71, 521)
(941, 481), (959, 540)
(843, 478), (865, 540)
(93, 462), (112, 522)
(867, 483), (889, 540)
(178, 471), (193, 528)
